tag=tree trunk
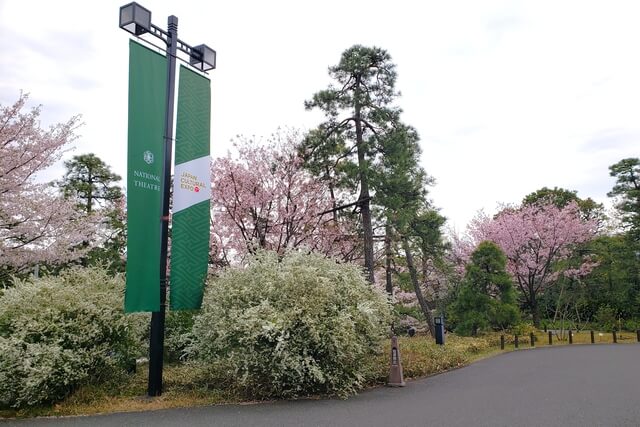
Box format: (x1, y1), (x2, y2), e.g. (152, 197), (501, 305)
(530, 283), (540, 327)
(354, 77), (375, 285)
(87, 171), (93, 214)
(402, 235), (434, 336)
(385, 223), (393, 296)
(324, 166), (338, 223)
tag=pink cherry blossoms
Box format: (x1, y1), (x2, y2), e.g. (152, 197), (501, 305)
(0, 93), (99, 272)
(210, 130), (359, 265)
(456, 201), (598, 324)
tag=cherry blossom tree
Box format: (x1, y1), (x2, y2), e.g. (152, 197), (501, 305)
(0, 93), (99, 275)
(457, 202), (597, 326)
(210, 130), (359, 265)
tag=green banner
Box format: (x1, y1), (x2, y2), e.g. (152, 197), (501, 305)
(124, 40), (167, 313)
(170, 65), (211, 310)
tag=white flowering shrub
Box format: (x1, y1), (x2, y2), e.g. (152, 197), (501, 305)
(190, 251), (392, 398)
(0, 267), (145, 408)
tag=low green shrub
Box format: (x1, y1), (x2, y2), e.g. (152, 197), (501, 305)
(164, 310), (196, 362)
(0, 267), (145, 408)
(509, 323), (537, 337)
(393, 303), (424, 321)
(189, 250), (392, 398)
(595, 305), (618, 331)
(622, 318), (640, 331)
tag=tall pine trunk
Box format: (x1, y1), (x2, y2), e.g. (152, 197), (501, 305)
(325, 166), (338, 223)
(385, 223), (393, 295)
(402, 235), (434, 336)
(355, 78), (375, 285)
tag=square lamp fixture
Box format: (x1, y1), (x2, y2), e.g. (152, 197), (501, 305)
(190, 44), (217, 71)
(435, 317), (442, 325)
(119, 2), (151, 35)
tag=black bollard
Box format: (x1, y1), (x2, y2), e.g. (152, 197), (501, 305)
(548, 330), (553, 345)
(613, 330), (617, 343)
(544, 324), (547, 332)
(569, 330), (573, 344)
(530, 332), (535, 347)
(500, 335), (505, 350)
(637, 330), (640, 343)
(590, 330), (595, 344)
(434, 317), (445, 346)
(514, 335), (519, 349)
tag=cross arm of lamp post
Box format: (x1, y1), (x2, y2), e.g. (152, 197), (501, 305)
(119, 1), (216, 72)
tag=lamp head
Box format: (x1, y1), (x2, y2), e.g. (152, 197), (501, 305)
(190, 44), (217, 71)
(119, 2), (151, 36)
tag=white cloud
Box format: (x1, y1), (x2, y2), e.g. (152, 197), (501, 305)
(1, 0), (638, 230)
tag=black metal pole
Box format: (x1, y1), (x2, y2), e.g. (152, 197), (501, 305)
(514, 335), (519, 349)
(548, 330), (553, 345)
(590, 330), (595, 344)
(568, 329), (573, 344)
(500, 335), (505, 350)
(148, 14), (178, 398)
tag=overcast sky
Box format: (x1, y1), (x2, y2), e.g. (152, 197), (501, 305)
(1, 0), (638, 230)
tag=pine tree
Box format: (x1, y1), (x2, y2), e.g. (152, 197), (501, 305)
(608, 158), (640, 242)
(59, 153), (122, 214)
(451, 241), (519, 336)
(302, 45), (402, 284)
(58, 153), (125, 272)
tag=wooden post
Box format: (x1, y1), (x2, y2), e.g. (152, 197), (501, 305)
(548, 330), (553, 345)
(514, 335), (519, 349)
(500, 335), (505, 350)
(530, 332), (535, 347)
(636, 330), (640, 343)
(613, 330), (617, 344)
(568, 329), (573, 344)
(590, 330), (595, 344)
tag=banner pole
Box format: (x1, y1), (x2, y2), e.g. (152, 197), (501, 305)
(148, 14), (178, 397)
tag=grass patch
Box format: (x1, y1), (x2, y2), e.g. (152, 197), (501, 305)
(0, 363), (238, 419)
(367, 334), (495, 383)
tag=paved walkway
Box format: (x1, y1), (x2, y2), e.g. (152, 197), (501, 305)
(3, 344), (639, 427)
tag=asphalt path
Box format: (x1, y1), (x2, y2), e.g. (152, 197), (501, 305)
(3, 344), (639, 427)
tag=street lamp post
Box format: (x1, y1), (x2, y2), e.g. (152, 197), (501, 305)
(119, 2), (215, 397)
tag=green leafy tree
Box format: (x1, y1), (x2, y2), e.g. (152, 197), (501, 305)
(451, 241), (519, 336)
(586, 235), (640, 320)
(302, 45), (404, 284)
(85, 197), (127, 273)
(59, 153), (122, 214)
(372, 124), (445, 335)
(58, 153), (125, 271)
(542, 234), (640, 324)
(608, 158), (640, 241)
